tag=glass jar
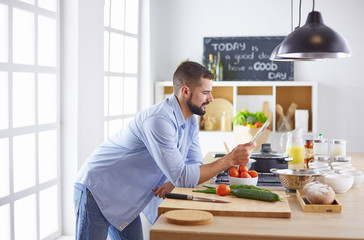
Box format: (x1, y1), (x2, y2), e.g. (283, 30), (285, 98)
(330, 139), (347, 161)
(280, 128), (304, 164)
(314, 155), (331, 164)
(313, 134), (328, 156)
(304, 139), (314, 168)
(204, 116), (216, 131)
(334, 155), (351, 163)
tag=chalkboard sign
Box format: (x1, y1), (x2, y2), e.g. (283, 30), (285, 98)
(203, 36), (294, 81)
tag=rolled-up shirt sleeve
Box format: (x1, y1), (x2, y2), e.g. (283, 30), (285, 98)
(139, 115), (200, 188)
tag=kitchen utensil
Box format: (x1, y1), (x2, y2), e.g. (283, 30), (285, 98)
(278, 102), (297, 131)
(250, 116), (271, 143)
(164, 193), (230, 203)
(164, 210), (214, 225)
(250, 143), (293, 172)
(276, 104), (291, 130)
(159, 187), (291, 218)
(223, 141), (230, 153)
(270, 168), (321, 191)
(204, 98), (233, 130)
(263, 101), (273, 130)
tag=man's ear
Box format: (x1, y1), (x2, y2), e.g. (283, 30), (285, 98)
(180, 85), (191, 98)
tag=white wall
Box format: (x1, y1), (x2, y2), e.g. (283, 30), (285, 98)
(150, 0), (364, 152)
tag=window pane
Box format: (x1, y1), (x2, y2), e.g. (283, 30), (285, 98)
(38, 0), (57, 12)
(124, 77), (137, 114)
(38, 73), (57, 124)
(12, 72), (35, 128)
(109, 33), (124, 73)
(13, 8), (34, 65)
(125, 0), (138, 34)
(124, 36), (137, 74)
(0, 72), (8, 129)
(104, 76), (109, 117)
(14, 194), (36, 240)
(40, 186), (58, 239)
(0, 138), (9, 198)
(39, 130), (57, 183)
(104, 31), (109, 71)
(109, 119), (123, 136)
(104, 0), (110, 27)
(13, 134), (35, 192)
(109, 76), (123, 116)
(104, 121), (108, 140)
(38, 15), (57, 67)
(0, 204), (10, 240)
(110, 0), (125, 31)
(0, 4), (8, 62)
(18, 0), (35, 5)
(123, 117), (132, 127)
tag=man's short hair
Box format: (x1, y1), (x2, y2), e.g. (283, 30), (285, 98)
(173, 61), (214, 95)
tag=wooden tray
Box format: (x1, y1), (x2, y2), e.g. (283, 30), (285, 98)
(296, 190), (342, 213)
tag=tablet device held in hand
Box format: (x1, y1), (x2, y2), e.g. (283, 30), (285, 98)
(250, 116), (271, 144)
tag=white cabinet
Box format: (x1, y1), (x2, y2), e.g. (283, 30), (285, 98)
(155, 81), (317, 155)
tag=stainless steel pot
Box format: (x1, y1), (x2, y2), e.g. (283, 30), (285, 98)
(250, 143), (293, 172)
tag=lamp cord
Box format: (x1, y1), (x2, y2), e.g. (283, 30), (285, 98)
(312, 0), (315, 11)
(296, 0), (302, 29)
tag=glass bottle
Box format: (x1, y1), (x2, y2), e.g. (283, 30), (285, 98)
(207, 54), (216, 80)
(215, 52), (223, 81)
(304, 139), (314, 168)
(313, 133), (329, 156)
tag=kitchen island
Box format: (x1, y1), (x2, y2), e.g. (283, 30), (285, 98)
(150, 153), (364, 240)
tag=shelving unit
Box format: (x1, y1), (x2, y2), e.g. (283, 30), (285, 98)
(155, 81), (318, 154)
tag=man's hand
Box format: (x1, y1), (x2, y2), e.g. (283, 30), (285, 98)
(152, 182), (175, 199)
(227, 142), (256, 166)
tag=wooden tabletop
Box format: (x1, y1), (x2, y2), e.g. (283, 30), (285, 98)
(150, 152), (364, 240)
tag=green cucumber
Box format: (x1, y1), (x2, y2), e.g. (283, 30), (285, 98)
(229, 184), (272, 192)
(232, 188), (282, 202)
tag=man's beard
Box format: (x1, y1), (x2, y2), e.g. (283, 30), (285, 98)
(187, 95), (209, 116)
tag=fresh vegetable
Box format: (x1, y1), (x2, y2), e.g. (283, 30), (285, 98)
(216, 184), (230, 196)
(232, 188), (282, 202)
(238, 164), (248, 173)
(233, 109), (267, 127)
(246, 116), (257, 125)
(240, 172), (251, 178)
(254, 121), (262, 128)
(192, 185), (273, 195)
(248, 170), (258, 178)
(228, 167), (239, 177)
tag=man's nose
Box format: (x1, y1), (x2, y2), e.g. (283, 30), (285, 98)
(208, 92), (214, 102)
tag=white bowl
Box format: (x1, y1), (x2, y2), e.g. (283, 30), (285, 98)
(332, 165), (355, 173)
(229, 176), (258, 186)
(314, 168), (335, 183)
(325, 173), (354, 193)
(331, 162), (352, 168)
(339, 169), (364, 188)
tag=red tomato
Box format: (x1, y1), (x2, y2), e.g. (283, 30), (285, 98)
(254, 121), (263, 128)
(248, 170), (258, 178)
(216, 184), (230, 196)
(240, 172), (252, 178)
(228, 167), (239, 178)
(238, 164), (249, 173)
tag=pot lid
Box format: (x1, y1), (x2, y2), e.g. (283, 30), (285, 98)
(251, 143), (289, 159)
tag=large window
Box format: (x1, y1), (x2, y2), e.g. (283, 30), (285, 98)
(104, 0), (139, 138)
(0, 0), (60, 239)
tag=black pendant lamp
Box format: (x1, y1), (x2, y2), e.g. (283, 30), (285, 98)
(272, 0), (352, 60)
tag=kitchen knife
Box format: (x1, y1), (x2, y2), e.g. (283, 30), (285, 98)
(165, 193), (230, 203)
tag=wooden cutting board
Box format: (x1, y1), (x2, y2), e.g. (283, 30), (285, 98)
(158, 187), (291, 218)
(164, 210), (214, 225)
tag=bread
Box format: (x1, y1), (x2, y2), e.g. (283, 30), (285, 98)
(302, 181), (336, 204)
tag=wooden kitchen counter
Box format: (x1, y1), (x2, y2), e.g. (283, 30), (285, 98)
(150, 153), (364, 240)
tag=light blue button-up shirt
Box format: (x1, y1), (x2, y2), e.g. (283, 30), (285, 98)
(75, 94), (203, 230)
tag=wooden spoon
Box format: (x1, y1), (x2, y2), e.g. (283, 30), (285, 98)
(276, 104), (291, 130)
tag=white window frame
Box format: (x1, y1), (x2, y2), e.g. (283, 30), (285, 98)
(104, 0), (140, 139)
(0, 0), (61, 239)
